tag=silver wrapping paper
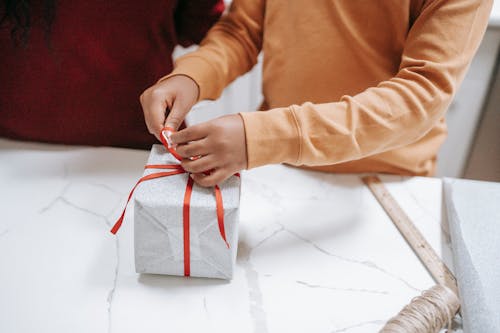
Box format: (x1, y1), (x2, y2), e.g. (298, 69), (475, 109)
(444, 178), (500, 333)
(134, 145), (240, 279)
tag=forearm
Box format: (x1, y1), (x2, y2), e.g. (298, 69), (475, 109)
(241, 0), (492, 169)
(161, 0), (265, 101)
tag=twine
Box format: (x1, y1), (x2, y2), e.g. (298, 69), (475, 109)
(380, 285), (460, 333)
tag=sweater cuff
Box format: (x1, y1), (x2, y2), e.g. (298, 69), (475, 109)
(239, 107), (301, 169)
(157, 55), (221, 101)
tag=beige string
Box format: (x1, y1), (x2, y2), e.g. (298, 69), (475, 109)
(380, 285), (460, 333)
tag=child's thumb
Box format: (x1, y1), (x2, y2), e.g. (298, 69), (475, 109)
(164, 101), (187, 131)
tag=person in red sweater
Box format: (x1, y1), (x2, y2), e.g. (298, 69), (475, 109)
(0, 0), (224, 148)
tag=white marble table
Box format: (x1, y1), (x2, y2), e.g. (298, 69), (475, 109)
(0, 138), (456, 333)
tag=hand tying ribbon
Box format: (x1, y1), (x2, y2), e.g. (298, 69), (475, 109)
(110, 127), (235, 277)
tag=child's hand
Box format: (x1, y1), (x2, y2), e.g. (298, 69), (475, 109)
(171, 114), (247, 187)
(140, 75), (199, 141)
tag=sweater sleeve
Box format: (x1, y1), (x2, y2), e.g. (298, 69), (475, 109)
(240, 0), (493, 169)
(161, 0), (265, 101)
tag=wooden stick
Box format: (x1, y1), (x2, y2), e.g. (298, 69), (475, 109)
(361, 175), (458, 295)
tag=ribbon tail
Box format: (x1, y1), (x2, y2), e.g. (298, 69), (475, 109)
(110, 180), (140, 234)
(214, 185), (229, 248)
(110, 169), (185, 234)
(110, 211), (125, 235)
(183, 176), (194, 276)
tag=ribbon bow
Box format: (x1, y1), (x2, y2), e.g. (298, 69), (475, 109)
(110, 127), (232, 276)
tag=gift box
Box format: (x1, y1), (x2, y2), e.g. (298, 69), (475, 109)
(133, 145), (240, 279)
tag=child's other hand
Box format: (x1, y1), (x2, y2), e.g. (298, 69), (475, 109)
(171, 114), (247, 187)
(140, 75), (199, 141)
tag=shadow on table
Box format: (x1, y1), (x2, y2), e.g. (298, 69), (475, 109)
(137, 272), (230, 289)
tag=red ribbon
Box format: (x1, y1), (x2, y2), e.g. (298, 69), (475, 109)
(110, 127), (233, 277)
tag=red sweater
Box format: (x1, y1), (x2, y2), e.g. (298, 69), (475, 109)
(0, 1), (224, 148)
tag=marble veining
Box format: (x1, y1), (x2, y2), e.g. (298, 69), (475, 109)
(0, 139), (458, 333)
(37, 179), (122, 333)
(295, 280), (389, 296)
(277, 222), (421, 292)
(239, 242), (270, 333)
(330, 320), (387, 333)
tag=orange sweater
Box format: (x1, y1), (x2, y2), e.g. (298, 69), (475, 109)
(162, 0), (492, 176)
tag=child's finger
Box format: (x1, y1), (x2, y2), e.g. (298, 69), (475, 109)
(170, 124), (207, 145)
(190, 168), (228, 187)
(181, 155), (218, 174)
(164, 100), (187, 131)
(175, 138), (210, 158)
(140, 93), (168, 140)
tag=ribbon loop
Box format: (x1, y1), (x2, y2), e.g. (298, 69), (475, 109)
(160, 127), (183, 161)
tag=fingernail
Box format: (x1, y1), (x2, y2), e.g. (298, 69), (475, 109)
(165, 123), (176, 132)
